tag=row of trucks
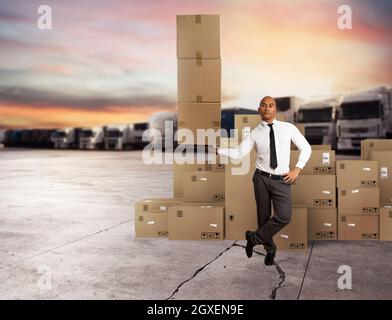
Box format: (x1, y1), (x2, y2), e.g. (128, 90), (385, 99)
(1, 87), (391, 151)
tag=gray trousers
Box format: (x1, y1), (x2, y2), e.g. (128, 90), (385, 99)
(252, 170), (292, 252)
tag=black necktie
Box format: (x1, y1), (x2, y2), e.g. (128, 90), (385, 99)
(268, 123), (278, 169)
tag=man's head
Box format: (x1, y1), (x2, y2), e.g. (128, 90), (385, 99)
(258, 96), (277, 123)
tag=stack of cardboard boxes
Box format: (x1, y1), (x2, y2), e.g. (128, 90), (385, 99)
(361, 139), (392, 241)
(336, 160), (379, 240)
(135, 15), (392, 245)
(136, 14), (225, 240)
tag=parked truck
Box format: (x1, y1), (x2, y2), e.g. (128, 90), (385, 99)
(79, 127), (105, 150)
(337, 86), (392, 151)
(146, 111), (177, 149)
(104, 124), (136, 150)
(51, 128), (77, 149)
(275, 96), (305, 123)
(0, 129), (5, 148)
(295, 96), (342, 148)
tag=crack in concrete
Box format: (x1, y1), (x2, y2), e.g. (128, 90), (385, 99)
(5, 219), (133, 269)
(233, 243), (286, 300)
(166, 241), (238, 300)
(296, 240), (315, 300)
(166, 240), (287, 301)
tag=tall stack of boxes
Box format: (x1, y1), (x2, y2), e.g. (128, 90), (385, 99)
(337, 160), (379, 240)
(362, 139), (392, 241)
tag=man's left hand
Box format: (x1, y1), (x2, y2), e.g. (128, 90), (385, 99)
(283, 167), (301, 183)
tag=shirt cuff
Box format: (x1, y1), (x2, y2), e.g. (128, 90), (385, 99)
(294, 161), (305, 169)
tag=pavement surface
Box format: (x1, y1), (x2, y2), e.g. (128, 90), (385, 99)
(0, 148), (391, 300)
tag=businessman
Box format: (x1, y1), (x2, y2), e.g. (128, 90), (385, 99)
(216, 96), (312, 266)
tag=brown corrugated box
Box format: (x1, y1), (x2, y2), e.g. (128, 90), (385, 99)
(177, 15), (220, 59)
(173, 162), (210, 198)
(310, 145), (331, 150)
(224, 149), (257, 240)
(292, 175), (336, 208)
(338, 214), (379, 240)
(168, 203), (224, 240)
(380, 204), (392, 241)
(177, 103), (221, 145)
(273, 206), (308, 252)
(135, 198), (182, 238)
(177, 59), (221, 103)
(183, 171), (225, 202)
(338, 188), (380, 214)
(308, 208), (337, 240)
(361, 139), (392, 160)
(369, 151), (392, 203)
(290, 150), (335, 175)
(336, 160), (378, 188)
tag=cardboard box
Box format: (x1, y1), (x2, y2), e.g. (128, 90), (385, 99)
(291, 175), (336, 208)
(361, 139), (392, 160)
(380, 204), (392, 241)
(308, 208), (337, 240)
(177, 103), (221, 145)
(311, 145), (332, 150)
(338, 188), (380, 214)
(290, 150), (335, 175)
(338, 214), (379, 240)
(173, 162), (210, 198)
(135, 198), (182, 238)
(168, 203), (224, 240)
(224, 150), (258, 240)
(336, 160), (378, 188)
(234, 114), (261, 142)
(369, 151), (392, 203)
(273, 206), (308, 252)
(177, 15), (220, 59)
(183, 171), (225, 202)
(177, 59), (221, 103)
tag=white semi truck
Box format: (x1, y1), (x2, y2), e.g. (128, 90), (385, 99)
(104, 124), (137, 150)
(79, 127), (105, 150)
(51, 128), (77, 149)
(295, 96), (342, 148)
(337, 86), (392, 151)
(275, 96), (305, 123)
(146, 111), (177, 149)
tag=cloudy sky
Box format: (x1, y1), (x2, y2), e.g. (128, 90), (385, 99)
(0, 0), (391, 128)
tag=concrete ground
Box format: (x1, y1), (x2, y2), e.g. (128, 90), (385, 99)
(0, 148), (391, 300)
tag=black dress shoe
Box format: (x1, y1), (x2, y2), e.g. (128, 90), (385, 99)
(264, 249), (276, 266)
(245, 231), (255, 258)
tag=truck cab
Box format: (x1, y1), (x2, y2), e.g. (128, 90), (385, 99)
(104, 124), (134, 150)
(337, 87), (392, 151)
(51, 128), (75, 149)
(296, 97), (340, 148)
(79, 127), (104, 150)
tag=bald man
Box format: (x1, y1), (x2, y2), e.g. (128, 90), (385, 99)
(217, 96), (312, 266)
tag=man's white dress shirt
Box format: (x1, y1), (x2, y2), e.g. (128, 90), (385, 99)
(218, 119), (312, 175)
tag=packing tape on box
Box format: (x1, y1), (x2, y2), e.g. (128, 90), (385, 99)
(323, 223), (332, 227)
(209, 223), (218, 228)
(352, 189), (359, 193)
(362, 167), (371, 171)
(322, 190), (331, 194)
(147, 221), (155, 225)
(322, 152), (330, 165)
(280, 234), (289, 239)
(381, 167), (388, 179)
(348, 223), (356, 227)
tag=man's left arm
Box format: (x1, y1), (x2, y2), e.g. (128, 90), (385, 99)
(283, 125), (312, 183)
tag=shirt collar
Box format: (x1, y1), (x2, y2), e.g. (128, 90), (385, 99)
(261, 118), (277, 127)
